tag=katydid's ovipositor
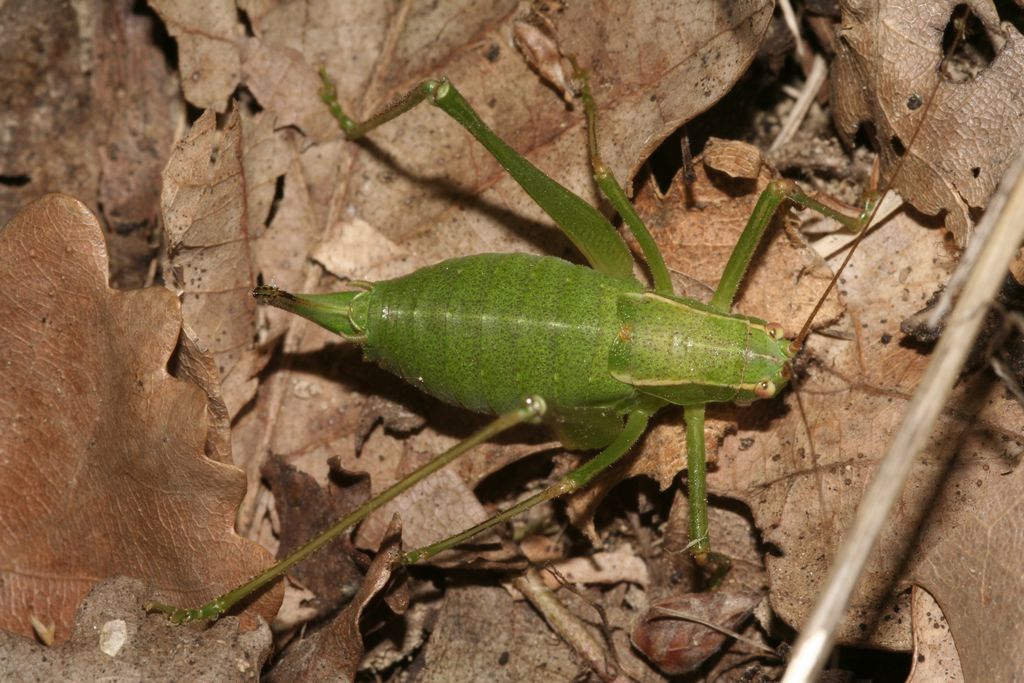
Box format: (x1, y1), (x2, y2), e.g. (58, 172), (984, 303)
(147, 65), (875, 624)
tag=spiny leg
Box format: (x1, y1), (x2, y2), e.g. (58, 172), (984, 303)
(147, 396), (547, 624)
(401, 409), (652, 565)
(319, 70), (636, 283)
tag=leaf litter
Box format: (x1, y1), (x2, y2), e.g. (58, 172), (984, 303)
(3, 0), (1024, 680)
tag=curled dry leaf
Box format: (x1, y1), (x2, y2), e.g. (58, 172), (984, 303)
(0, 194), (278, 643)
(632, 592), (762, 675)
(268, 517), (405, 683)
(832, 0), (1024, 245)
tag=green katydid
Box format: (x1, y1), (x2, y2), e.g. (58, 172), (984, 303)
(147, 64), (873, 624)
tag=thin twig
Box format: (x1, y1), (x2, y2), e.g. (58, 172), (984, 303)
(777, 0), (805, 60)
(769, 54), (827, 153)
(514, 568), (634, 683)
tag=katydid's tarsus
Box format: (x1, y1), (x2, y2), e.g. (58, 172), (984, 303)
(148, 65), (873, 624)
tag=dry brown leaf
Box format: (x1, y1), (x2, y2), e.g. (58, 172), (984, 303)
(161, 105), (292, 420)
(147, 0), (243, 112)
(261, 457), (368, 617)
(832, 0), (1024, 245)
(907, 434), (1024, 680)
(712, 208), (1024, 654)
(632, 592), (762, 675)
(0, 194), (279, 643)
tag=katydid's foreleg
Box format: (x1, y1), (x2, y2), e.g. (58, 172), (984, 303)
(147, 396), (547, 624)
(710, 179), (877, 313)
(401, 410), (652, 565)
(318, 71), (636, 283)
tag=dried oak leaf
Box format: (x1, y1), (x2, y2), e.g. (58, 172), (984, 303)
(832, 0), (1024, 245)
(0, 194), (279, 643)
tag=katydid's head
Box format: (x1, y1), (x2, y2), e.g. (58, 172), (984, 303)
(734, 321), (794, 406)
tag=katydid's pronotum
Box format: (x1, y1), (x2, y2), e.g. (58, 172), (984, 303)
(148, 65), (876, 624)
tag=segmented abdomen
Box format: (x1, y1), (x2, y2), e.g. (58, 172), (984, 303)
(361, 253), (640, 416)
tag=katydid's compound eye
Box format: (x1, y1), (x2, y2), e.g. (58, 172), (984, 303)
(755, 379), (775, 398)
(766, 322), (784, 339)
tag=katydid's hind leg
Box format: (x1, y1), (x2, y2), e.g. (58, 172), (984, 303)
(571, 64), (673, 295)
(401, 410), (652, 565)
(318, 70), (636, 282)
(147, 397), (547, 624)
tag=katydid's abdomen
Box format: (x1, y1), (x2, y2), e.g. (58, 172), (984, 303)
(362, 253), (641, 418)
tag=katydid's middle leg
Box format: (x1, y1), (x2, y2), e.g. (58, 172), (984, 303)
(401, 409), (652, 565)
(571, 63), (673, 296)
(684, 405), (732, 585)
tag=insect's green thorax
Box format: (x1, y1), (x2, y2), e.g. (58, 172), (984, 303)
(608, 292), (793, 407)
